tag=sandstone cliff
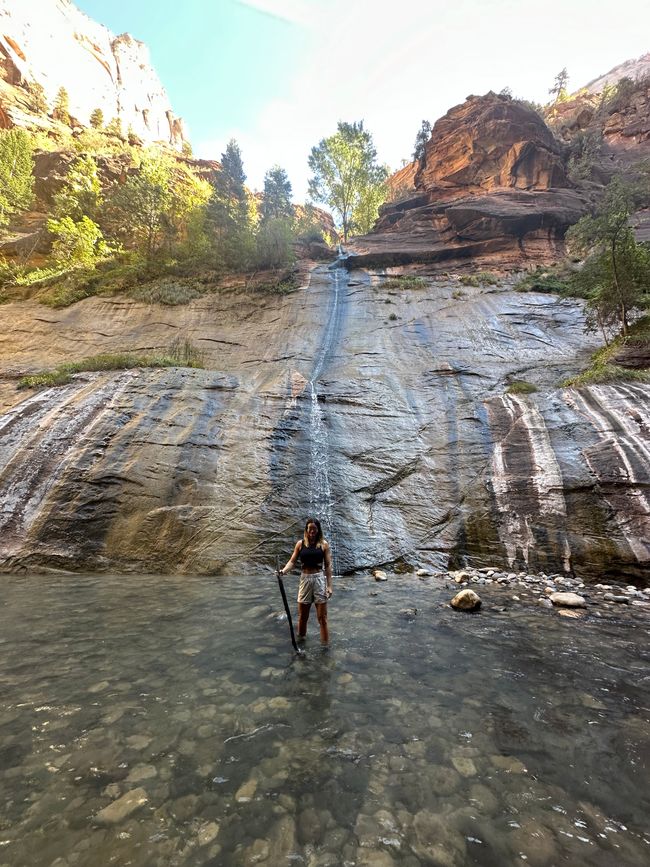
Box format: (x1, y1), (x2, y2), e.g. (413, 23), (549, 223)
(0, 267), (647, 582)
(351, 93), (589, 269)
(0, 0), (184, 146)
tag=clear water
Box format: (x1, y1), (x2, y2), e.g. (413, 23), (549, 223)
(0, 573), (648, 867)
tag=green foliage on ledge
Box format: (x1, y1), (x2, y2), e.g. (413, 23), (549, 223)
(506, 380), (538, 394)
(562, 317), (650, 387)
(382, 275), (427, 290)
(18, 339), (205, 390)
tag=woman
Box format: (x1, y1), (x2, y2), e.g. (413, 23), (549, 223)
(278, 517), (333, 643)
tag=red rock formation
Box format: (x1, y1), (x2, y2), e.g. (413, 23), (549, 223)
(350, 92), (587, 269)
(415, 94), (568, 194)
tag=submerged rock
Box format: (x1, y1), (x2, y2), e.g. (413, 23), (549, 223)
(550, 592), (587, 608)
(94, 787), (148, 825)
(450, 589), (481, 611)
(373, 570), (388, 582)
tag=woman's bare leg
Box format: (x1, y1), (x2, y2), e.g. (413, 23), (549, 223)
(298, 602), (311, 638)
(315, 602), (329, 644)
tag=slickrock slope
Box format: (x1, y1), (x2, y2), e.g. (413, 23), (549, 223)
(0, 0), (184, 146)
(0, 269), (648, 582)
(350, 93), (589, 269)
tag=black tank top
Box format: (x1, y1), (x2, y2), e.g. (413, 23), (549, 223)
(299, 542), (325, 569)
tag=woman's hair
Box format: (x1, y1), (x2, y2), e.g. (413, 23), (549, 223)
(303, 516), (324, 547)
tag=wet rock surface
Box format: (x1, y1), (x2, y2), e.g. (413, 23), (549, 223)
(0, 266), (648, 580)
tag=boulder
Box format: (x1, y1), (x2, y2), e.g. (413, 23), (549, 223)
(550, 592), (587, 608)
(450, 589), (481, 611)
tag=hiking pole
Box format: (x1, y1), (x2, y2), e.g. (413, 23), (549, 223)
(276, 556), (299, 652)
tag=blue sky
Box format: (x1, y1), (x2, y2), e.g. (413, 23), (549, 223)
(74, 0), (650, 200)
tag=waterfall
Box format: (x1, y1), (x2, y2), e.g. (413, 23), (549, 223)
(307, 266), (343, 572)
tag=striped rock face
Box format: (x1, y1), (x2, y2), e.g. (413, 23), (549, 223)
(0, 267), (648, 582)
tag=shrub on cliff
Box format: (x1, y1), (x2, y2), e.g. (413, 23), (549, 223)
(0, 129), (35, 227)
(53, 155), (103, 222)
(566, 176), (650, 340)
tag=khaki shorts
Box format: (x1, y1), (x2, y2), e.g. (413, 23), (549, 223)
(298, 572), (328, 605)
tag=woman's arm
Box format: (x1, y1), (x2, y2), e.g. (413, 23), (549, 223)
(279, 541), (302, 575)
(324, 542), (333, 595)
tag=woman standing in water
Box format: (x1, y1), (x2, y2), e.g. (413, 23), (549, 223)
(278, 518), (333, 643)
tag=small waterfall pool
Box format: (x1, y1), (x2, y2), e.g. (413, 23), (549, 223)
(0, 572), (648, 866)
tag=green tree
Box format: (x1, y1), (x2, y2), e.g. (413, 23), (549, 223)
(549, 68), (569, 103)
(260, 165), (293, 223)
(256, 217), (295, 268)
(207, 139), (254, 268)
(0, 128), (34, 226)
(106, 153), (172, 258)
(567, 176), (650, 337)
(105, 116), (123, 138)
(351, 180), (388, 235)
(47, 215), (108, 268)
(105, 153), (211, 260)
(308, 120), (388, 242)
(412, 119), (431, 162)
(53, 155), (102, 221)
(89, 108), (104, 129)
(53, 87), (71, 125)
(27, 81), (48, 114)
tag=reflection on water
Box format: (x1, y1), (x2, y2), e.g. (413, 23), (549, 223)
(0, 573), (649, 866)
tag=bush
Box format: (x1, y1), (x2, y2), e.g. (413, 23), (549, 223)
(459, 272), (499, 287)
(506, 380), (537, 394)
(127, 278), (207, 305)
(47, 215), (108, 268)
(514, 268), (572, 294)
(382, 275), (427, 290)
(18, 340), (205, 389)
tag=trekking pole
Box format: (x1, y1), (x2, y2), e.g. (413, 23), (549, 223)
(276, 556), (299, 652)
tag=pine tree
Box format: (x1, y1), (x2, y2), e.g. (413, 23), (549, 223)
(260, 165), (293, 223)
(549, 68), (569, 103)
(412, 120), (432, 162)
(53, 87), (71, 125)
(27, 81), (48, 114)
(207, 139), (254, 267)
(89, 108), (104, 129)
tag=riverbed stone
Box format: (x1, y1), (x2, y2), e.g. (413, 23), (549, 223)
(550, 592), (587, 608)
(451, 756), (477, 777)
(235, 778), (258, 803)
(490, 754), (527, 774)
(412, 811), (467, 865)
(450, 589), (481, 611)
(197, 820), (220, 846)
(94, 787), (148, 825)
(126, 764), (156, 783)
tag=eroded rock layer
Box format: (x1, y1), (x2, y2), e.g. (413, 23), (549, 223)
(0, 269), (648, 582)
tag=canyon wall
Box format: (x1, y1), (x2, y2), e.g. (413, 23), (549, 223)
(0, 0), (184, 146)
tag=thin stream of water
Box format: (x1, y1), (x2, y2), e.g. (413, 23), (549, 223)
(307, 266), (344, 573)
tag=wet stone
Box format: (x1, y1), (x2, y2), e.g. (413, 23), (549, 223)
(550, 592), (587, 608)
(94, 788), (148, 825)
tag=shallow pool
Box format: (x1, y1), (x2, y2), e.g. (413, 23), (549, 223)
(0, 572), (648, 866)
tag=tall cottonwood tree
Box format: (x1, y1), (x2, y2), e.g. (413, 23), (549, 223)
(308, 121), (388, 242)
